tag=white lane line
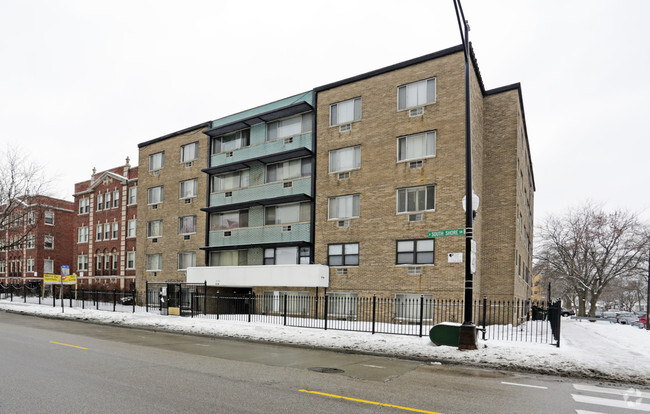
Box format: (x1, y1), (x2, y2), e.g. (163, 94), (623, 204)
(500, 381), (548, 390)
(361, 364), (385, 369)
(572, 394), (650, 412)
(574, 384), (650, 399)
(575, 410), (607, 414)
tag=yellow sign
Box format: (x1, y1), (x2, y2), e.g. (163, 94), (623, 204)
(168, 307), (181, 316)
(43, 274), (78, 285)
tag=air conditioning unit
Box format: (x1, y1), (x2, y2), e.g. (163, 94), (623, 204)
(225, 192), (232, 198)
(225, 151), (234, 158)
(152, 170), (160, 176)
(184, 161), (193, 168)
(224, 231), (231, 237)
(408, 214), (423, 222)
(283, 181), (293, 188)
(409, 107), (424, 117)
(408, 266), (422, 275)
(152, 238), (158, 243)
(183, 235), (190, 240)
(284, 137), (294, 144)
(338, 172), (350, 180)
(336, 268), (348, 275)
(282, 225), (292, 232)
(409, 160), (423, 169)
(184, 198), (192, 204)
(339, 123), (351, 132)
(151, 204), (158, 210)
(337, 220), (349, 228)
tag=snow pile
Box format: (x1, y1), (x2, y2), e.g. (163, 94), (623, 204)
(2, 301), (649, 385)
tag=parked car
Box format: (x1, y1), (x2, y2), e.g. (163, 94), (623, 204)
(615, 312), (638, 325)
(602, 311), (618, 320)
(561, 308), (575, 317)
(119, 296), (135, 306)
(638, 314), (648, 329)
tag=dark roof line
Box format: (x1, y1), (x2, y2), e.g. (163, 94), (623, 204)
(138, 121), (212, 149)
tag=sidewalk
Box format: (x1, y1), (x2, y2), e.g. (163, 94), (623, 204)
(1, 300), (649, 386)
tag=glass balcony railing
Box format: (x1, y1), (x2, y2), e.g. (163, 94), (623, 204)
(208, 222), (310, 247)
(210, 177), (311, 207)
(210, 132), (312, 168)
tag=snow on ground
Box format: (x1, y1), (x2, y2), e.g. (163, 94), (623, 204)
(1, 300), (649, 386)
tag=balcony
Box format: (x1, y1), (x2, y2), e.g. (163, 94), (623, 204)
(208, 177), (311, 211)
(208, 132), (313, 174)
(209, 222), (310, 247)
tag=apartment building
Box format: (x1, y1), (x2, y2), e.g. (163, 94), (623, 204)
(314, 45), (534, 302)
(135, 123), (210, 291)
(0, 195), (74, 284)
(72, 160), (138, 290)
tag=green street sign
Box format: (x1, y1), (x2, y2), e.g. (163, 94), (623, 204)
(428, 228), (465, 238)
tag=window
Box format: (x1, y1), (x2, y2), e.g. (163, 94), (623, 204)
(211, 210), (248, 231)
(95, 251), (102, 271)
(212, 129), (250, 154)
(265, 202), (310, 225)
(329, 146), (361, 173)
(397, 185), (435, 213)
(178, 216), (197, 234)
(395, 293), (434, 320)
(211, 170), (249, 192)
(266, 158), (311, 183)
(77, 255), (88, 271)
(327, 292), (358, 318)
(96, 224), (103, 241)
(113, 190), (119, 208)
(267, 113), (312, 141)
(328, 243), (359, 266)
(79, 198), (89, 214)
(26, 235), (35, 249)
(44, 259), (54, 274)
(105, 193), (112, 209)
(44, 210), (54, 225)
(0, 260), (5, 273)
(181, 142), (199, 163)
(330, 97), (361, 126)
(97, 194), (104, 211)
(127, 219), (136, 238)
(397, 78), (436, 110)
(264, 246), (310, 265)
(147, 220), (163, 238)
(126, 251), (136, 269)
(104, 224), (110, 240)
(112, 222), (119, 239)
(146, 254), (162, 271)
(209, 250), (248, 266)
(44, 235), (54, 249)
(112, 250), (118, 270)
(78, 227), (88, 243)
(27, 211), (35, 225)
(397, 131), (436, 162)
(148, 186), (164, 204)
(178, 252), (196, 270)
(26, 258), (35, 273)
(396, 239), (434, 265)
(328, 194), (360, 220)
(149, 151), (164, 171)
(179, 178), (198, 199)
(128, 187), (137, 205)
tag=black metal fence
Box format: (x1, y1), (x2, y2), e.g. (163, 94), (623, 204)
(1, 282), (561, 346)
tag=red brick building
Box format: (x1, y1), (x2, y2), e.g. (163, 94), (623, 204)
(73, 160), (138, 290)
(1, 195), (75, 285)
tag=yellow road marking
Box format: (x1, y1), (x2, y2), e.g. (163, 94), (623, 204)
(299, 389), (444, 414)
(49, 341), (88, 350)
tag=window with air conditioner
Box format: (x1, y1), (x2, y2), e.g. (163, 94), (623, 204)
(146, 254), (162, 271)
(398, 77), (436, 111)
(211, 129), (250, 154)
(267, 112), (312, 141)
(178, 216), (197, 235)
(266, 158), (311, 183)
(397, 185), (435, 214)
(211, 170), (249, 193)
(211, 210), (248, 230)
(328, 194), (360, 220)
(264, 203), (310, 225)
(179, 178), (198, 199)
(329, 145), (361, 174)
(181, 142), (199, 163)
(149, 151), (164, 171)
(330, 97), (361, 126)
(397, 131), (436, 162)
(147, 186), (164, 204)
(147, 220), (162, 238)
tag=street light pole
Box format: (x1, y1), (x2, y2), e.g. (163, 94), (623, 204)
(454, 0), (477, 350)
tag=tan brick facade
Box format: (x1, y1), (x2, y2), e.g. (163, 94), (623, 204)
(136, 124), (210, 289)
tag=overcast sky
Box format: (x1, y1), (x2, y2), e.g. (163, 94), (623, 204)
(1, 0), (649, 227)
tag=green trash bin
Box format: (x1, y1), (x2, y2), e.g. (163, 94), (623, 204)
(429, 322), (462, 347)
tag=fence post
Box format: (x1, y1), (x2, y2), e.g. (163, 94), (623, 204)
(204, 281), (207, 316)
(283, 294), (288, 326)
(372, 295), (376, 335)
(69, 289), (72, 308)
(113, 289), (117, 312)
(23, 281), (26, 303)
(132, 289), (136, 313)
(53, 286), (56, 307)
(323, 295), (328, 331)
(247, 292), (252, 323)
(419, 295), (424, 338)
(82, 289), (85, 309)
(146, 281), (149, 312)
(482, 296), (487, 340)
(191, 292), (195, 318)
(96, 290), (99, 310)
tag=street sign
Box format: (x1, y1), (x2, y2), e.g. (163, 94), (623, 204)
(428, 228), (465, 238)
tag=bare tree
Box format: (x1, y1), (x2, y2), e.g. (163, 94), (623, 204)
(0, 146), (52, 251)
(536, 202), (650, 316)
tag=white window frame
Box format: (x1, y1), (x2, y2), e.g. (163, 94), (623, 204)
(328, 194), (360, 220)
(44, 259), (54, 274)
(266, 113), (312, 141)
(329, 146), (361, 173)
(44, 210), (54, 225)
(211, 129), (250, 154)
(397, 185), (436, 214)
(149, 151), (164, 171)
(44, 235), (54, 250)
(397, 77), (436, 111)
(177, 252), (196, 270)
(178, 216), (197, 235)
(147, 186), (164, 204)
(113, 190), (120, 208)
(126, 251), (136, 270)
(26, 258), (35, 273)
(112, 222), (119, 239)
(211, 170), (249, 193)
(78, 226), (88, 243)
(128, 187), (137, 205)
(147, 220), (163, 238)
(97, 194), (104, 211)
(96, 224), (103, 241)
(179, 178), (198, 199)
(265, 202), (310, 225)
(127, 219), (137, 238)
(181, 142), (199, 163)
(266, 158), (311, 183)
(211, 210), (249, 231)
(397, 131), (436, 162)
(330, 97), (362, 126)
(27, 235), (35, 249)
(146, 254), (162, 271)
(77, 255), (88, 271)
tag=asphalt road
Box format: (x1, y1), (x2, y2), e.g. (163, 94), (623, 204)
(1, 311), (648, 414)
